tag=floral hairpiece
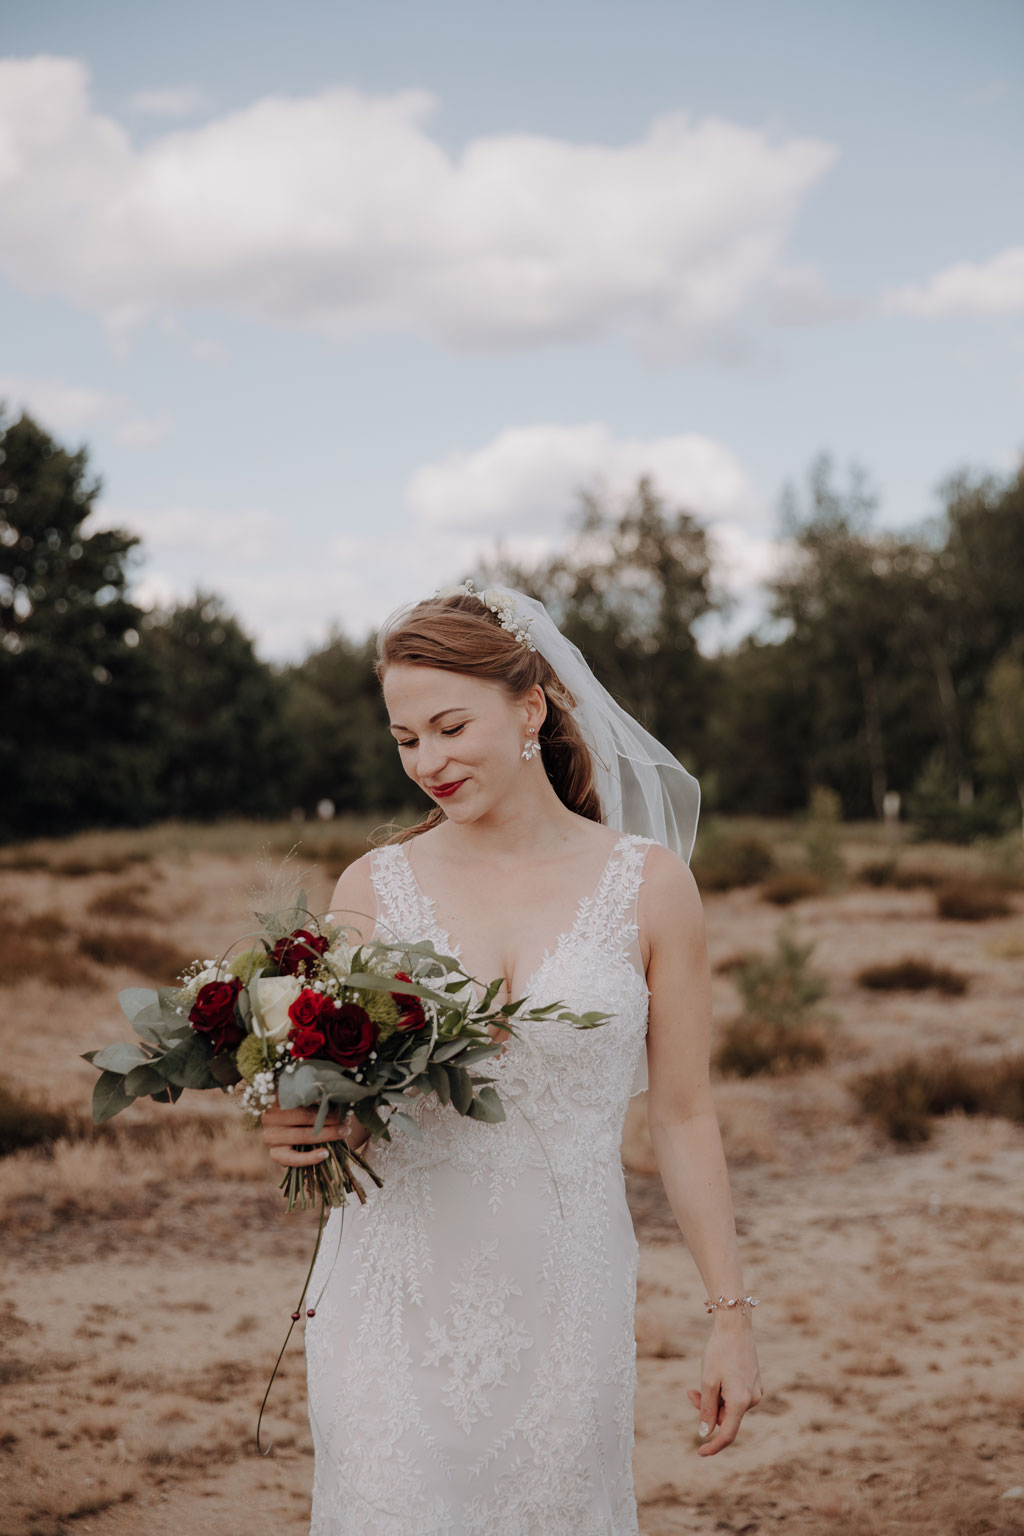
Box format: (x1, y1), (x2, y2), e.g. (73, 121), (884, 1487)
(434, 579), (537, 652)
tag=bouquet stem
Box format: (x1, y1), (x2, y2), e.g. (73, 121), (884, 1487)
(279, 1137), (384, 1212)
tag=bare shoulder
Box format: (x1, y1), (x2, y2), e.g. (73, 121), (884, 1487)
(637, 842), (706, 945)
(327, 849), (378, 942)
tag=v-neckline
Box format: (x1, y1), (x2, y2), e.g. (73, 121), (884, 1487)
(398, 833), (630, 1002)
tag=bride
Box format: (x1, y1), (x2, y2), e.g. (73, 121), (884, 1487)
(262, 583), (763, 1535)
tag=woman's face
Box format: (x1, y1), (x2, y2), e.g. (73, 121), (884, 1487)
(382, 664), (540, 823)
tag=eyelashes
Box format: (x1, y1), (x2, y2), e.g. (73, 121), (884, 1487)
(396, 723), (466, 749)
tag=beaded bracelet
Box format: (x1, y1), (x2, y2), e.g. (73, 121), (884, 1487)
(704, 1294), (759, 1316)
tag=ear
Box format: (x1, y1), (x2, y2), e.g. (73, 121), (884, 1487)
(522, 683), (547, 734)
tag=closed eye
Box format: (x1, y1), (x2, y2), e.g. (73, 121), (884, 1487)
(395, 723), (466, 749)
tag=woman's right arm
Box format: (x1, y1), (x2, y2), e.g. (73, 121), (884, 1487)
(261, 852), (378, 1165)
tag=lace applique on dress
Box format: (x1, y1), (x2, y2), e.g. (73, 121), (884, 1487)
(305, 834), (655, 1536)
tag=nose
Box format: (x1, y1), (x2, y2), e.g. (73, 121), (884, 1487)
(415, 734), (450, 782)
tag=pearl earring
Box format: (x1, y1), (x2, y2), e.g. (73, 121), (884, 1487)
(522, 729), (541, 762)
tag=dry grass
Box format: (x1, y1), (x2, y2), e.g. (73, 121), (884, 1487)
(86, 881), (159, 921)
(935, 880), (1016, 922)
(75, 924), (195, 982)
(691, 831), (777, 893)
(760, 870), (825, 905)
(856, 955), (970, 995)
(3, 817), (1024, 1536)
(854, 1049), (1024, 1143)
(0, 910), (93, 989)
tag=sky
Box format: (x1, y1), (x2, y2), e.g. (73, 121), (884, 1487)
(1, 0), (1022, 659)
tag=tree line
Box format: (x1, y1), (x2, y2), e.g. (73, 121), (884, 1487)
(1, 408), (1022, 844)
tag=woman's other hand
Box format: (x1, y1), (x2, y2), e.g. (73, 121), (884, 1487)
(686, 1319), (763, 1455)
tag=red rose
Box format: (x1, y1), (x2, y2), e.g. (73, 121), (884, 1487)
(288, 988), (325, 1029)
(289, 1025), (327, 1059)
(271, 928), (329, 976)
(189, 977), (245, 1054)
(391, 971), (427, 1033)
(320, 1003), (379, 1068)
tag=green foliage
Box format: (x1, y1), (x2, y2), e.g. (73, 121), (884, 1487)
(0, 410), (162, 840)
(714, 922), (829, 1077)
(144, 592), (292, 821)
(974, 646), (1024, 834)
(801, 785), (845, 886)
(906, 749), (1010, 844)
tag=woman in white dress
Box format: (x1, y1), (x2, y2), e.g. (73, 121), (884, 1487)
(262, 585), (763, 1535)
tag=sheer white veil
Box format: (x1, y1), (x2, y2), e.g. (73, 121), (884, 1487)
(388, 582), (700, 866)
(485, 586), (700, 864)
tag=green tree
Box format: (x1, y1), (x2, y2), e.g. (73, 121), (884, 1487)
(0, 410), (160, 841)
(144, 593), (291, 820)
(283, 630), (415, 815)
(974, 646), (1024, 837)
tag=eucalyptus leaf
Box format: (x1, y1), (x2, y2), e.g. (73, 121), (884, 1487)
(119, 987), (158, 1023)
(430, 1039), (467, 1063)
(276, 1063), (323, 1109)
(427, 1062), (451, 1104)
(123, 1063), (170, 1097)
(90, 1041), (151, 1074)
(157, 1034), (217, 1090)
(387, 1110), (423, 1139)
(92, 1070), (133, 1124)
(313, 1094), (330, 1136)
(446, 1064), (473, 1115)
(467, 1087), (505, 1123)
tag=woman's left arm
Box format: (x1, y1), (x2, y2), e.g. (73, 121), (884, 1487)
(639, 846), (764, 1456)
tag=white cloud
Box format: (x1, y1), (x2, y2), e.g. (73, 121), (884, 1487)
(0, 55), (838, 356)
(127, 84), (209, 117)
(408, 423), (761, 536)
(885, 246), (1024, 319)
(91, 423), (781, 658)
(0, 372), (115, 434)
(0, 370), (173, 448)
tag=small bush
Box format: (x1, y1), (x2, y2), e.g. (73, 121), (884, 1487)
(77, 926), (193, 982)
(858, 857), (900, 887)
(935, 881), (1014, 922)
(854, 1050), (1024, 1143)
(715, 924), (829, 1078)
(0, 1081), (72, 1157)
(856, 956), (969, 996)
(802, 785), (845, 887)
(760, 871), (824, 905)
(692, 833), (777, 893)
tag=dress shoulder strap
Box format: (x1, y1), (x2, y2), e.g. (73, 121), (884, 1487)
(368, 844), (434, 943)
(583, 833), (655, 959)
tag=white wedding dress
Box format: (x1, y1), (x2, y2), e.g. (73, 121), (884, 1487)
(305, 833), (654, 1536)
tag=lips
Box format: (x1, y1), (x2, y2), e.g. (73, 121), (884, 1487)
(429, 779), (467, 799)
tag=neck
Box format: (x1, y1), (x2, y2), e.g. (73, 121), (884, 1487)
(440, 775), (583, 860)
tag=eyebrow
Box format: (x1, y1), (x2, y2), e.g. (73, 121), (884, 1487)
(388, 707), (470, 733)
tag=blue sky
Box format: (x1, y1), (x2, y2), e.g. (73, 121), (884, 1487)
(1, 0), (1021, 656)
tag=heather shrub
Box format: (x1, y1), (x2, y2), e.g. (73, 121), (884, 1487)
(715, 924), (829, 1078)
(760, 871), (824, 906)
(935, 881), (1014, 922)
(856, 956), (969, 996)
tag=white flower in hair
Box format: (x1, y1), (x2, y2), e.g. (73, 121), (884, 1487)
(434, 579), (537, 651)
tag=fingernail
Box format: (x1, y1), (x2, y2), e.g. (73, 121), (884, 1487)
(699, 1422), (710, 1437)
(318, 1150), (329, 1160)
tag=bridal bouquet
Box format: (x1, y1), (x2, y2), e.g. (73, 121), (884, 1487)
(84, 890), (609, 1212)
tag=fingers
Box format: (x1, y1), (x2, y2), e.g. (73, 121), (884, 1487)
(261, 1105), (353, 1168)
(696, 1378), (723, 1448)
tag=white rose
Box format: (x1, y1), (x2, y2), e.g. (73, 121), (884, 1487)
(250, 975), (302, 1042)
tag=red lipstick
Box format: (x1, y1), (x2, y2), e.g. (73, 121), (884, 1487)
(429, 779), (467, 799)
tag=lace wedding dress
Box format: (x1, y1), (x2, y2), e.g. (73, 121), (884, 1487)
(305, 833), (654, 1536)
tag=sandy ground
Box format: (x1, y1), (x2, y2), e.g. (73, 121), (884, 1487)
(1, 834), (1023, 1535)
